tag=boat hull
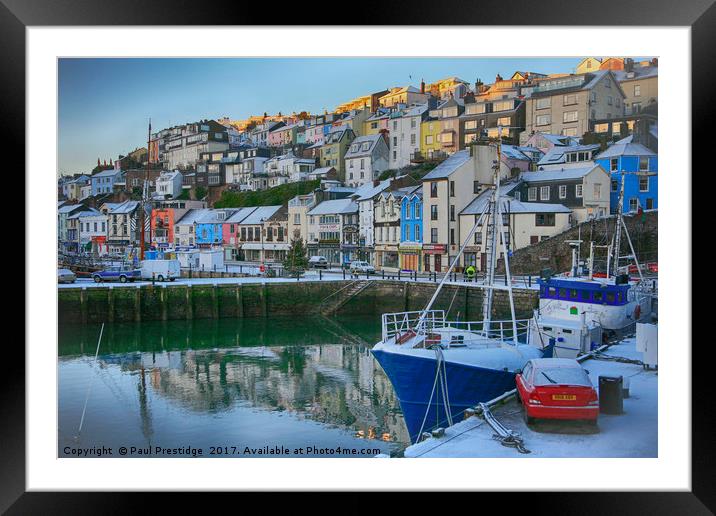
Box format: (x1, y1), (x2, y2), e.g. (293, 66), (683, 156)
(371, 346), (538, 443)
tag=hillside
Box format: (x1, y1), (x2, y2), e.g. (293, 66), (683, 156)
(213, 180), (320, 208)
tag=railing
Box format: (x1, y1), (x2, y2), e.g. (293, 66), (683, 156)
(381, 309), (532, 345)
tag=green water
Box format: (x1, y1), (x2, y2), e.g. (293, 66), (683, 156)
(58, 316), (409, 457)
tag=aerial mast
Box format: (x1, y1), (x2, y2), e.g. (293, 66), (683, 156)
(140, 118), (152, 261)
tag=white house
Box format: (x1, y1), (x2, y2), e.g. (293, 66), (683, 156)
(459, 190), (572, 271)
(344, 134), (390, 188)
(155, 170), (183, 199)
(354, 179), (392, 265)
(78, 211), (109, 255)
(387, 103), (428, 170)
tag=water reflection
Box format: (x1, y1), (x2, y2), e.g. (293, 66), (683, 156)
(59, 317), (410, 457)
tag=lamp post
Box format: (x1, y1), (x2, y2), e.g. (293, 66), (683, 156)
(260, 217), (265, 266)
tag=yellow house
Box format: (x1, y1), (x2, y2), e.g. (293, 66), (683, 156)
(420, 117), (443, 159)
(576, 57), (602, 74)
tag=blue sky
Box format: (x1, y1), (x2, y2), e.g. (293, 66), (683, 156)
(58, 57), (587, 175)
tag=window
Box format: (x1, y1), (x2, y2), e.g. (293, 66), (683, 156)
(410, 133), (416, 145)
(639, 177), (649, 192)
(607, 96), (613, 106)
(629, 198), (638, 212)
(610, 158), (619, 171)
(430, 182), (438, 198)
(632, 102), (642, 113)
(475, 231), (482, 244)
(536, 114), (551, 126)
(465, 120), (478, 130)
(535, 98), (551, 110)
(474, 181), (481, 194)
(639, 157), (649, 171)
(563, 94), (577, 105)
(450, 205), (455, 221)
(497, 116), (511, 126)
(425, 135), (434, 145)
(431, 228), (438, 243)
(634, 85), (641, 97)
(562, 128), (578, 137)
(411, 119), (416, 128)
(594, 183), (602, 197)
(536, 213), (556, 226)
(392, 150), (397, 160)
(449, 181), (455, 197)
(431, 205), (438, 220)
(611, 180), (619, 192)
(646, 198), (654, 209)
(540, 186), (550, 201)
(559, 185), (567, 199)
(528, 187), (537, 201)
(563, 111), (578, 123)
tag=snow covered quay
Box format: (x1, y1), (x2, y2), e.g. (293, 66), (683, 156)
(404, 337), (657, 458)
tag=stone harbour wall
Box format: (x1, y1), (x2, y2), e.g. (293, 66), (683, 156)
(58, 281), (540, 324)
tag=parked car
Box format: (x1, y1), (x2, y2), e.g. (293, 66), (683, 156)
(308, 256), (329, 269)
(349, 261), (375, 274)
(57, 268), (76, 284)
(140, 259), (180, 281)
(92, 266), (142, 283)
(515, 358), (599, 425)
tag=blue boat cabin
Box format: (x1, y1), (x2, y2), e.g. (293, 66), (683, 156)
(538, 278), (631, 306)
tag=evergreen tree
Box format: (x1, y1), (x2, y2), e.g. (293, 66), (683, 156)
(283, 237), (309, 273)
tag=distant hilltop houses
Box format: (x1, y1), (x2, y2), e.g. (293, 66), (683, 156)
(58, 58), (658, 271)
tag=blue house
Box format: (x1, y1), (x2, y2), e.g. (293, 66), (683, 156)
(399, 186), (423, 272)
(91, 169), (124, 197)
(594, 138), (658, 213)
(195, 209), (235, 248)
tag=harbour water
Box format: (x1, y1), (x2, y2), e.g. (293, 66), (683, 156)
(59, 316), (409, 457)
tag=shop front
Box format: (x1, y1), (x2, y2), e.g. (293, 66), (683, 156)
(374, 244), (399, 272)
(422, 244), (447, 272)
(398, 243), (423, 272)
(309, 241), (340, 266)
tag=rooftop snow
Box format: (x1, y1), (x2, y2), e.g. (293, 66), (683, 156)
(522, 164), (605, 182)
(422, 150), (471, 180)
(596, 142), (657, 159)
(308, 198), (358, 215)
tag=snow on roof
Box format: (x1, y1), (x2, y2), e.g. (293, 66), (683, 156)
(93, 169), (122, 178)
(537, 144), (601, 165)
(461, 188), (570, 215)
(107, 200), (140, 214)
(307, 198), (358, 215)
(58, 204), (84, 214)
(522, 164), (605, 182)
(311, 166), (334, 175)
(596, 142), (656, 158)
(67, 209), (100, 219)
(346, 134), (384, 159)
(613, 66), (658, 82)
(239, 205), (282, 225)
(422, 150), (471, 180)
(175, 208), (211, 225)
(354, 179), (392, 201)
(501, 144), (530, 161)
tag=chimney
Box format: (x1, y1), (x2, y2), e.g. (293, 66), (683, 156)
(624, 58), (634, 73)
(373, 179), (380, 186)
(420, 78), (425, 94)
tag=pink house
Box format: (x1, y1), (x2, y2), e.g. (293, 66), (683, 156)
(222, 207), (259, 247)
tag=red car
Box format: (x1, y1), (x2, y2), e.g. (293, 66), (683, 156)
(516, 358), (599, 425)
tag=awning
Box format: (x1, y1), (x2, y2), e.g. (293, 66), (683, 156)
(241, 243), (290, 251)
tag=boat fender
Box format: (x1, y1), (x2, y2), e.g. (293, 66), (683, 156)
(634, 305), (641, 320)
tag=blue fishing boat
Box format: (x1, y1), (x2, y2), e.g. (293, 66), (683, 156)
(371, 130), (553, 443)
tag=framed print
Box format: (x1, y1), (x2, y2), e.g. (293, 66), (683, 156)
(6, 0), (711, 511)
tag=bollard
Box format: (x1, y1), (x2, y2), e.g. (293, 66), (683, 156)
(319, 269), (322, 281)
(152, 272), (155, 286)
(528, 275), (532, 287)
(504, 274), (507, 286)
(343, 269), (346, 280)
(398, 270), (401, 281)
(382, 270), (385, 280)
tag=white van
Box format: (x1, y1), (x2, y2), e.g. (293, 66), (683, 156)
(141, 259), (181, 281)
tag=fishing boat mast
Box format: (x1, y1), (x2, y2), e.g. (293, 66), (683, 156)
(414, 126), (520, 344)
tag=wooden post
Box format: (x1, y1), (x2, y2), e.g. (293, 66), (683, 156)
(403, 282), (409, 311)
(107, 287), (115, 323)
(135, 287), (141, 323)
(212, 284), (219, 319)
(262, 283), (268, 318)
(186, 285), (193, 320)
(236, 284), (243, 318)
(80, 288), (88, 325)
(161, 286), (167, 321)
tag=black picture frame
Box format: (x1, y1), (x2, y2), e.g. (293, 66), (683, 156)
(6, 0), (708, 512)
